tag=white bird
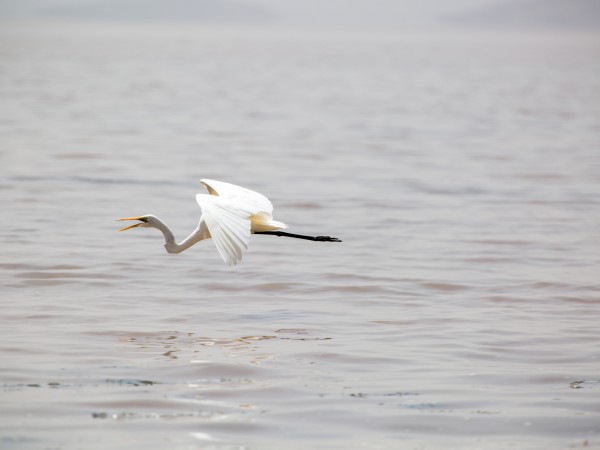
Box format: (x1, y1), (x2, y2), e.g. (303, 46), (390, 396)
(117, 179), (341, 266)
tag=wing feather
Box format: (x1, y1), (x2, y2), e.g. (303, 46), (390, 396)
(196, 194), (251, 266)
(200, 179), (273, 217)
(218, 216), (247, 256)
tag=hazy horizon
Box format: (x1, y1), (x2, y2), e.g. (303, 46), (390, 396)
(1, 0), (598, 31)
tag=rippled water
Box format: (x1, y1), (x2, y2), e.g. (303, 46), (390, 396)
(1, 22), (600, 449)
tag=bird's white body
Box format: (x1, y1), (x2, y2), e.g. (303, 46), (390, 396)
(119, 179), (288, 266)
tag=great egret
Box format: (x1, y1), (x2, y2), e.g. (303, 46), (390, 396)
(117, 179), (341, 266)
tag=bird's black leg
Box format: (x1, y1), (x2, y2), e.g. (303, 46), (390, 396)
(255, 231), (342, 242)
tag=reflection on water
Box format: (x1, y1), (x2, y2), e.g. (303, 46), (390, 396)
(120, 330), (330, 363)
(1, 21), (599, 450)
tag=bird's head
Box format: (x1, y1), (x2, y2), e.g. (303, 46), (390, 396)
(116, 215), (158, 231)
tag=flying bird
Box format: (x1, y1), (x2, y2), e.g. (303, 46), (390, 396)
(117, 179), (341, 266)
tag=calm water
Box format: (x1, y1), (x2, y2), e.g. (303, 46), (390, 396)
(1, 21), (600, 449)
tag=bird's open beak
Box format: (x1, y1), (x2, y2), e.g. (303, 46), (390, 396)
(116, 217), (143, 232)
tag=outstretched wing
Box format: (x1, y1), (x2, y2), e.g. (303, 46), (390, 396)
(196, 194), (258, 266)
(201, 179), (273, 216)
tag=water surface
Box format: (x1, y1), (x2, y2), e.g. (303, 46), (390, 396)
(1, 22), (599, 449)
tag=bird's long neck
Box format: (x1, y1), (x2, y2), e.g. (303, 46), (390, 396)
(151, 217), (206, 254)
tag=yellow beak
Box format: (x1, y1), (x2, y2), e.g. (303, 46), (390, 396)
(116, 216), (143, 232)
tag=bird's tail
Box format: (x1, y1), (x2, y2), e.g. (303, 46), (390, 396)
(251, 213), (288, 232)
(269, 220), (288, 230)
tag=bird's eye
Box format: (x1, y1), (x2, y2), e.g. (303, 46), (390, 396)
(140, 217), (148, 223)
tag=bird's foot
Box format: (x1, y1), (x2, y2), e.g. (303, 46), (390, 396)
(315, 236), (342, 242)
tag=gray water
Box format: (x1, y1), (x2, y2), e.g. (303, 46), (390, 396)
(1, 21), (599, 449)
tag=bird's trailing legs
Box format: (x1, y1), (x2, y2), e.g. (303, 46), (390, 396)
(254, 231), (342, 242)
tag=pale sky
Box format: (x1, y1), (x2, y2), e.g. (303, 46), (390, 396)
(255, 0), (511, 27)
(0, 0), (597, 30)
(0, 0), (517, 24)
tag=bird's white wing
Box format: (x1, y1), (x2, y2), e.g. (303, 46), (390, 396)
(200, 179), (273, 216)
(196, 194), (253, 266)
